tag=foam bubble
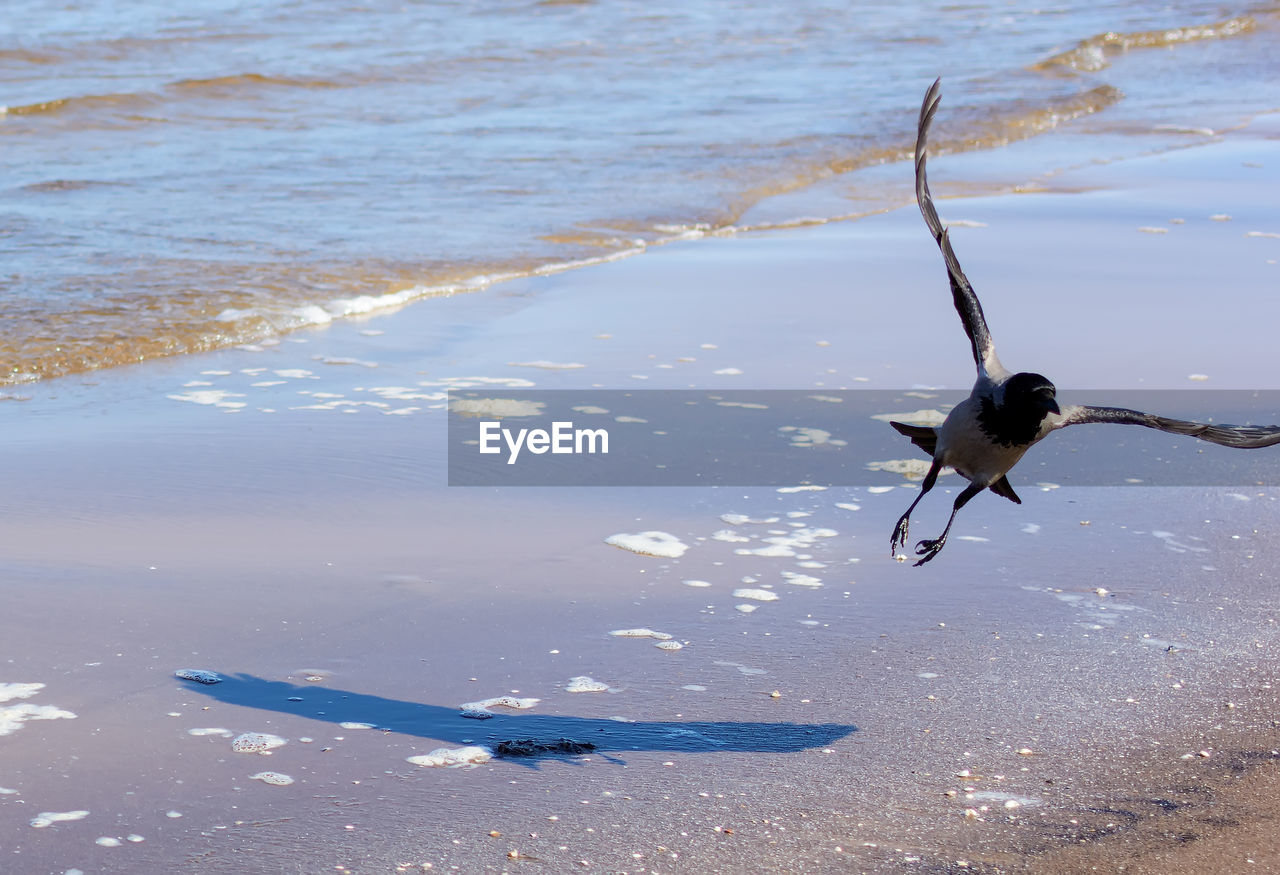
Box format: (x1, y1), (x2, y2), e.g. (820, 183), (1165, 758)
(781, 571), (822, 588)
(872, 409), (947, 425)
(735, 604), (759, 613)
(732, 588), (779, 602)
(166, 390), (246, 408)
(566, 676), (609, 693)
(610, 628), (673, 640)
(30, 810), (89, 828)
(682, 579), (712, 588)
(449, 397), (546, 418)
(187, 727), (234, 738)
(460, 696), (540, 717)
(231, 732), (287, 753)
(779, 426), (847, 448)
(96, 837), (122, 847)
(722, 513), (781, 525)
(1, 683), (76, 737)
(407, 745), (493, 767)
(735, 544), (796, 558)
(605, 531), (688, 558)
(711, 529), (751, 543)
(867, 459), (936, 479)
(249, 772), (295, 786)
(654, 640), (684, 650)
(507, 360), (585, 370)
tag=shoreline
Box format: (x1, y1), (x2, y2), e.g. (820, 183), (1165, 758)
(2, 116), (1280, 872)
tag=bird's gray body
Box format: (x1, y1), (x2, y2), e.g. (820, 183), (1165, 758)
(890, 78), (1280, 566)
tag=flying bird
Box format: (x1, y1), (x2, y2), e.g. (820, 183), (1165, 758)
(890, 78), (1280, 566)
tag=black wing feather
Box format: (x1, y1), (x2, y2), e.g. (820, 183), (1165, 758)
(1056, 405), (1280, 449)
(915, 78), (997, 374)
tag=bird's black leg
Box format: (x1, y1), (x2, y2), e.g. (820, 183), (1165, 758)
(890, 459), (942, 556)
(913, 481), (984, 566)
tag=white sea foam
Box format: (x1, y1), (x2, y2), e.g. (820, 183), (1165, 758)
(30, 810), (89, 828)
(682, 579), (713, 588)
(187, 727), (234, 738)
(871, 409), (947, 425)
(779, 426), (847, 447)
(449, 397), (546, 418)
(735, 604), (759, 613)
(508, 360), (585, 369)
(720, 513), (780, 525)
(711, 529), (751, 543)
(610, 628), (674, 640)
(732, 588), (779, 601)
(249, 772), (295, 786)
(314, 356), (377, 367)
(460, 696), (540, 717)
(0, 683), (76, 737)
(231, 732), (287, 753)
(605, 531), (689, 558)
(867, 459), (937, 479)
(166, 390), (246, 409)
(781, 571), (823, 588)
(566, 676), (610, 693)
(407, 745), (493, 767)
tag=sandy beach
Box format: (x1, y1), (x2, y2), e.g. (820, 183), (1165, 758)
(3, 111), (1280, 874)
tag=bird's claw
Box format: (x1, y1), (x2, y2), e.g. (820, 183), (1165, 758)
(913, 538), (944, 566)
(890, 515), (911, 556)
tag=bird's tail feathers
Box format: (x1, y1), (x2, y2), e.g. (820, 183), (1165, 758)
(889, 421), (939, 457)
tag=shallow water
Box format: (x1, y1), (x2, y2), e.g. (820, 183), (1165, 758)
(3, 0), (1278, 383)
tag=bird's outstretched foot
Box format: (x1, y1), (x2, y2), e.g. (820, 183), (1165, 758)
(890, 514), (911, 556)
(913, 538), (946, 566)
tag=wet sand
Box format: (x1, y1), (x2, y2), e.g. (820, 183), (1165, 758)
(3, 116), (1280, 873)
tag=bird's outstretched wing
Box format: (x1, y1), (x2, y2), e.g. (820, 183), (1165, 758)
(915, 78), (1001, 378)
(1050, 404), (1280, 448)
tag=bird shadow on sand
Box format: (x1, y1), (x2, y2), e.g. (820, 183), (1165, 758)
(184, 673), (856, 767)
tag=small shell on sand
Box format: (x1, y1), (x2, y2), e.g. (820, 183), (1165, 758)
(174, 669), (222, 685)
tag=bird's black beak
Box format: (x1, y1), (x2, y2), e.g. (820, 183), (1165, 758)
(1045, 396), (1060, 415)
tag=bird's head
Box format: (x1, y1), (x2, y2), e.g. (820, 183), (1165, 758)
(1003, 372), (1060, 417)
